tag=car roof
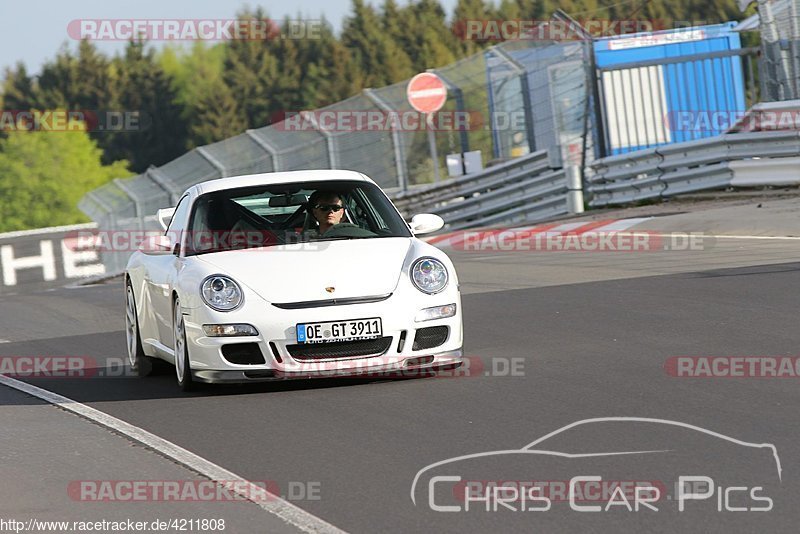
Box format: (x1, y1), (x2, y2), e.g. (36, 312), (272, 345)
(191, 170), (373, 196)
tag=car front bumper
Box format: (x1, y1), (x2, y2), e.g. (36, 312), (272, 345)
(190, 349), (464, 383)
(181, 287), (464, 384)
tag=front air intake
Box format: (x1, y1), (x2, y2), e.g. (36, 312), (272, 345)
(221, 343), (267, 365)
(286, 337), (392, 361)
(412, 326), (449, 351)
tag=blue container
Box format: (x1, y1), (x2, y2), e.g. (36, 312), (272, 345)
(594, 23), (746, 155)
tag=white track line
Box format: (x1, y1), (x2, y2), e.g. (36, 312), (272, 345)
(628, 232), (800, 241)
(544, 221), (590, 234)
(591, 217), (653, 232)
(0, 374), (346, 534)
(696, 234), (800, 240)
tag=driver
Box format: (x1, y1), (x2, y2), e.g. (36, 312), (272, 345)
(308, 190), (345, 235)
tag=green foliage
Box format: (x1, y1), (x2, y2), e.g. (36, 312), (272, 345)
(221, 8), (281, 129)
(159, 43), (237, 147)
(2, 63), (37, 111)
(384, 0), (458, 70)
(342, 0), (415, 86)
(189, 78), (248, 146)
(294, 21), (364, 107)
(0, 127), (131, 232)
(159, 42), (226, 113)
(105, 42), (189, 171)
(36, 41), (113, 111)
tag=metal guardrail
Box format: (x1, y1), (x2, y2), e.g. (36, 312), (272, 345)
(587, 131), (800, 206)
(391, 150), (551, 216)
(389, 149), (573, 230)
(444, 170), (569, 230)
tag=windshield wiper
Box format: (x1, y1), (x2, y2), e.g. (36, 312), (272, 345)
(312, 235), (381, 242)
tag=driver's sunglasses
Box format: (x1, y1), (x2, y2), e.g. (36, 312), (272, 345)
(314, 204), (343, 213)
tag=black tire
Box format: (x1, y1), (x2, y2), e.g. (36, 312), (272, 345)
(125, 280), (153, 377)
(173, 296), (195, 391)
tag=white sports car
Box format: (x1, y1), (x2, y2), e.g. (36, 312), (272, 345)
(125, 170), (463, 390)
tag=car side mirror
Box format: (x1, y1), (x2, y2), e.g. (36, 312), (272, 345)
(409, 213), (445, 235)
(141, 234), (174, 255)
(157, 207), (176, 231)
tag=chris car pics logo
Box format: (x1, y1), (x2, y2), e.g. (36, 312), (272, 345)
(410, 417), (780, 513)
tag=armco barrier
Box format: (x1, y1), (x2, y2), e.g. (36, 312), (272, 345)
(729, 156), (800, 186)
(588, 130), (800, 206)
(0, 223), (105, 294)
(435, 169), (568, 230)
(391, 150), (552, 216)
(390, 149), (573, 230)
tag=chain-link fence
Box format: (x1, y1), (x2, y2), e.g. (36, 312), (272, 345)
(750, 0), (800, 100)
(761, 39), (800, 100)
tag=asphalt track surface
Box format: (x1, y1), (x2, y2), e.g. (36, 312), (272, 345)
(1, 237), (799, 533)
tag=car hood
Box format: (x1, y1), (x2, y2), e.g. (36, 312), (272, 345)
(195, 237), (412, 304)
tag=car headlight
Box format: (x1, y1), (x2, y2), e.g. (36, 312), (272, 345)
(201, 275), (243, 311)
(410, 257), (448, 294)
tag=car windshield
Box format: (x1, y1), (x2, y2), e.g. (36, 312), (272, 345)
(185, 180), (412, 255)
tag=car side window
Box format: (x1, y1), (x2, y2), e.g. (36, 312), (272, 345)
(353, 188), (388, 231)
(165, 196), (191, 255)
(166, 196), (191, 235)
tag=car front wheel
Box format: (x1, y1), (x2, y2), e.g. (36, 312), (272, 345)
(173, 297), (195, 391)
(125, 281), (153, 377)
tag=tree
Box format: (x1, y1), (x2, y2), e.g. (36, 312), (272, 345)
(35, 41), (121, 157)
(407, 0), (459, 69)
(222, 8), (280, 128)
(451, 0), (498, 54)
(1, 63), (37, 111)
(106, 41), (188, 171)
(34, 41), (114, 110)
(0, 127), (131, 232)
(265, 17), (306, 117)
(290, 18), (364, 108)
(342, 0), (414, 87)
(159, 42), (233, 147)
(159, 42), (226, 120)
(188, 79), (248, 146)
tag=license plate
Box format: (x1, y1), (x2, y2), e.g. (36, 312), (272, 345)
(296, 318), (382, 344)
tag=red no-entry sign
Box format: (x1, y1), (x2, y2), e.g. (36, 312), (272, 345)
(407, 72), (447, 114)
